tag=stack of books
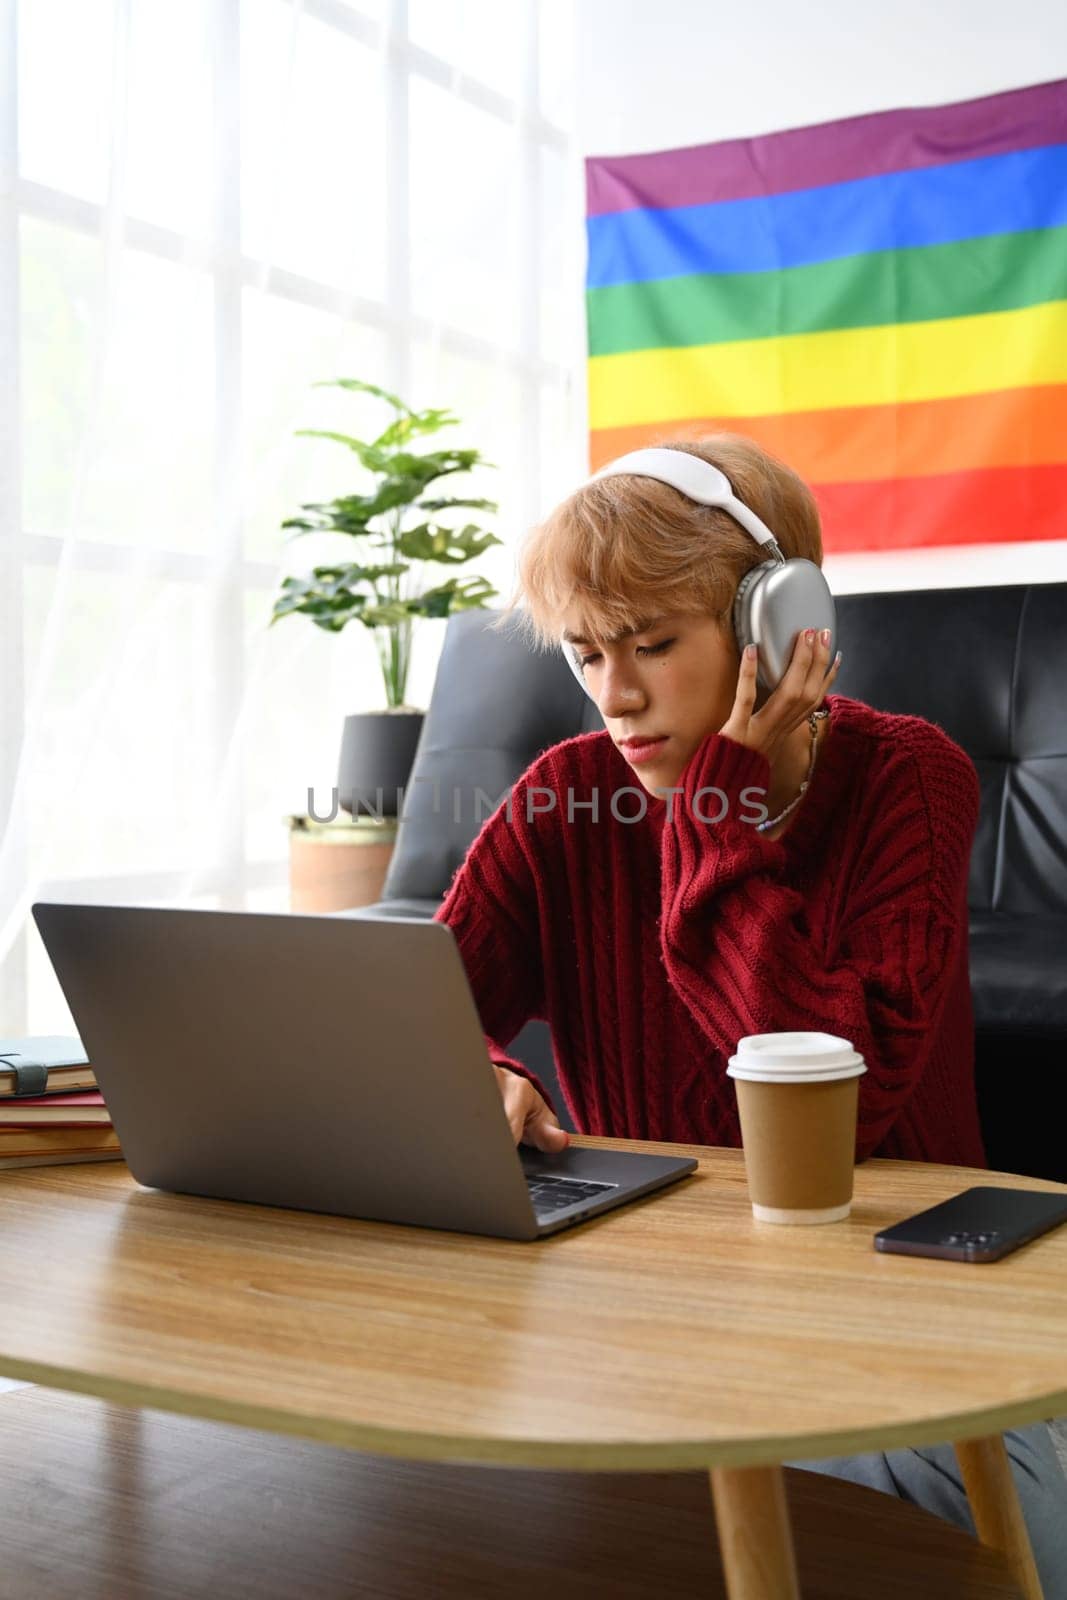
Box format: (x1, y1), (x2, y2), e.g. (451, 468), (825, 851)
(0, 1037), (121, 1170)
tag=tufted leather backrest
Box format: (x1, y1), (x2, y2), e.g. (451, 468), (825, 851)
(831, 583), (1067, 915)
(383, 585), (1067, 916)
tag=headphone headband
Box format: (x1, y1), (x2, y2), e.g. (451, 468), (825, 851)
(589, 447), (784, 561)
(558, 445), (836, 704)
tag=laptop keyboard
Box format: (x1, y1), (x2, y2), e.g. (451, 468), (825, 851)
(525, 1173), (617, 1217)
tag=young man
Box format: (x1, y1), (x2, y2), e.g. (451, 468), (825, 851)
(438, 434), (984, 1167)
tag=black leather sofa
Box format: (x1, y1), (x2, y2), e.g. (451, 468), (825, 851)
(347, 583), (1067, 1181)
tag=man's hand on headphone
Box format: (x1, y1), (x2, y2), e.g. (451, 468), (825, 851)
(494, 1065), (570, 1153)
(719, 626), (842, 767)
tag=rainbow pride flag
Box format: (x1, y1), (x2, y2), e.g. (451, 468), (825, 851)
(585, 80), (1067, 552)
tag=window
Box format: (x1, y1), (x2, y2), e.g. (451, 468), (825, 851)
(1, 0), (582, 1030)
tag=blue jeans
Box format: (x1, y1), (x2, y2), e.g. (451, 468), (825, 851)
(788, 1423), (1067, 1598)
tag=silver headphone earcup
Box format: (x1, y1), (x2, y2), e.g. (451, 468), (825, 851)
(736, 558), (836, 692)
(732, 561), (776, 656)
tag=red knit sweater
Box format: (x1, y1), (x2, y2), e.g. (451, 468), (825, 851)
(435, 692), (988, 1166)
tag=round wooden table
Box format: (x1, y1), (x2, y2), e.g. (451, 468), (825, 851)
(0, 1141), (1064, 1598)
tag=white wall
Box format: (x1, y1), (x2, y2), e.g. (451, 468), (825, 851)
(573, 0), (1067, 593)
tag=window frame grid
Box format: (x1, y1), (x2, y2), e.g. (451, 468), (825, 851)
(3, 0), (578, 1029)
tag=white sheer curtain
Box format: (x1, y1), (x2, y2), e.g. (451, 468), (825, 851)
(0, 0), (584, 1033)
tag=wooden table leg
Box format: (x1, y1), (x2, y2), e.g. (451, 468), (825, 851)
(709, 1464), (802, 1600)
(954, 1434), (1043, 1600)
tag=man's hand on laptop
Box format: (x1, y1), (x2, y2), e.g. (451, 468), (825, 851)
(494, 1066), (570, 1152)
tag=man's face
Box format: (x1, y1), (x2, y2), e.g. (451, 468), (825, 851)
(561, 609), (742, 797)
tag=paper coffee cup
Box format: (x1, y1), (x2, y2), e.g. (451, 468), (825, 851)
(727, 1032), (866, 1224)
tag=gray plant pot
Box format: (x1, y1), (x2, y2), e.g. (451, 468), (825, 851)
(337, 709), (425, 818)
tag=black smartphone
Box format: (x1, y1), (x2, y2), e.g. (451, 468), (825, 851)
(874, 1186), (1067, 1263)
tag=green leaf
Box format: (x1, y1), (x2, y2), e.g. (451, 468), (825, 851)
(410, 583), (462, 619)
(315, 476), (432, 522)
(314, 562), (405, 587)
(396, 523), (502, 565)
(312, 377), (412, 414)
(426, 447), (486, 474)
(417, 495), (499, 514)
(293, 430), (391, 473)
(359, 600), (418, 628)
(373, 407), (460, 451)
(282, 456), (497, 541)
(392, 524), (440, 561)
(409, 574), (498, 618)
(293, 429), (362, 448)
(454, 577), (497, 604)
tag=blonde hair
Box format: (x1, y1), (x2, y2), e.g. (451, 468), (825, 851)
(493, 433), (823, 651)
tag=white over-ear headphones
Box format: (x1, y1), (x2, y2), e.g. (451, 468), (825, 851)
(559, 447), (835, 699)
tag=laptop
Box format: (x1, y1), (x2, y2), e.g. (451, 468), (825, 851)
(31, 903), (696, 1240)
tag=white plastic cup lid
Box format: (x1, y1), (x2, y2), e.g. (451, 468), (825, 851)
(726, 1031), (866, 1084)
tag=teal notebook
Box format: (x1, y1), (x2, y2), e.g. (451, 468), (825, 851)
(0, 1037), (91, 1097)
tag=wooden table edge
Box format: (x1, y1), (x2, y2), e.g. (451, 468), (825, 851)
(0, 1353), (1062, 1474)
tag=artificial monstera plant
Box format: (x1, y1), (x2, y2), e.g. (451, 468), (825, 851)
(271, 377), (502, 708)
